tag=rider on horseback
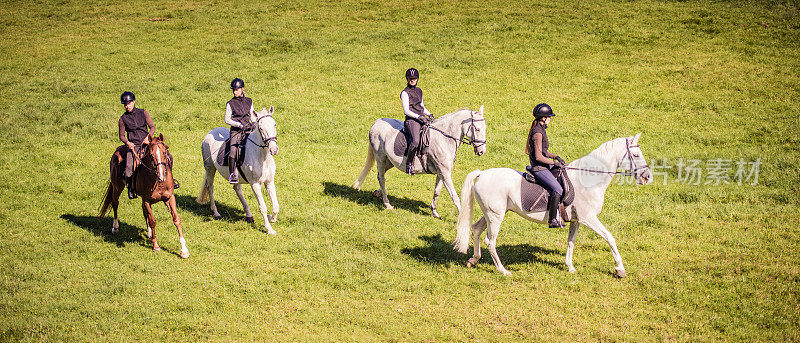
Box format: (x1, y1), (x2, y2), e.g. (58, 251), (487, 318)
(526, 103), (566, 228)
(400, 68), (434, 175)
(118, 91), (178, 199)
(225, 78), (258, 184)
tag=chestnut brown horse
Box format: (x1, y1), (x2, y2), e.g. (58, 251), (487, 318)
(99, 133), (189, 258)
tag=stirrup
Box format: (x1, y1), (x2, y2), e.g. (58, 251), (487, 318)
(228, 173), (238, 184)
(548, 219), (563, 228)
(127, 187), (137, 199)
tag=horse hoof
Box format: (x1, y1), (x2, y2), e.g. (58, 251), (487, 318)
(212, 214), (222, 220)
(111, 227), (118, 235)
(372, 190), (382, 198)
(153, 246), (161, 252)
(466, 258), (478, 268)
(501, 270), (512, 276)
(466, 261), (474, 268)
(432, 210), (441, 219)
(245, 216), (254, 223)
(180, 251), (190, 259)
(268, 215), (277, 223)
(611, 268), (626, 278)
(267, 229), (277, 235)
(568, 267), (577, 274)
(384, 205), (394, 210)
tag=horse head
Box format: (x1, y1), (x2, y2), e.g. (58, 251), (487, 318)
(255, 106), (278, 156)
(142, 133), (170, 182)
(464, 105), (487, 156)
(620, 133), (652, 185)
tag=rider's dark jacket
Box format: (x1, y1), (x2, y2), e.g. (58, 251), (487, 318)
(119, 107), (153, 147)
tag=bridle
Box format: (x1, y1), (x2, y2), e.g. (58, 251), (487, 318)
(429, 112), (486, 149)
(247, 114), (278, 148)
(137, 141), (170, 180)
(565, 138), (649, 178)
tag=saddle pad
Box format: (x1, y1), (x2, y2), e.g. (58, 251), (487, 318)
(392, 127), (430, 173)
(519, 169), (575, 212)
(216, 138), (246, 167)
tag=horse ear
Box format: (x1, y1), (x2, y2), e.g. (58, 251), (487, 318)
(478, 105), (484, 116)
(633, 132), (641, 144)
(268, 105), (274, 115)
(158, 133), (164, 141)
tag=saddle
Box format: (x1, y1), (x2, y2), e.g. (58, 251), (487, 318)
(520, 166), (575, 221)
(396, 124), (432, 173)
(216, 137), (247, 167)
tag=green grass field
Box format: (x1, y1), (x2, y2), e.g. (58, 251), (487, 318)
(1, 0), (799, 340)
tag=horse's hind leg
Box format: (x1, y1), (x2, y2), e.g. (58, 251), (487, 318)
(165, 196), (189, 258)
(430, 174), (444, 219)
(466, 216), (487, 268)
(484, 212), (511, 276)
(376, 157), (393, 210)
(207, 169), (222, 220)
(233, 184), (254, 222)
(580, 215), (626, 277)
(111, 183), (123, 234)
(142, 201), (159, 251)
(565, 220), (580, 273)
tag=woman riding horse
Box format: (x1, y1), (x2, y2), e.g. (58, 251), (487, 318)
(118, 91), (178, 199)
(526, 103), (566, 228)
(225, 78), (259, 184)
(400, 68), (434, 175)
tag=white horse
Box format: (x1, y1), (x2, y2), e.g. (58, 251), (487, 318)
(453, 133), (652, 277)
(197, 107), (280, 235)
(353, 107), (487, 218)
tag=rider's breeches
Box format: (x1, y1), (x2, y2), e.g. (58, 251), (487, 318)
(229, 128), (247, 164)
(403, 118), (422, 157)
(533, 169), (563, 196)
(124, 145), (142, 178)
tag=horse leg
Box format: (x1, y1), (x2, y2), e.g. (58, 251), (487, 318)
(165, 196), (189, 258)
(440, 171), (462, 213)
(206, 168), (222, 220)
(466, 216), (487, 268)
(111, 182), (123, 234)
(376, 157), (393, 210)
(233, 184), (254, 223)
(142, 201), (159, 251)
(484, 212), (510, 276)
(266, 179), (279, 223)
(565, 220), (580, 273)
(430, 174), (444, 219)
(250, 182), (276, 235)
(580, 215), (626, 277)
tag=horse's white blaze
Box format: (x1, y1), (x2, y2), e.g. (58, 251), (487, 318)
(454, 134), (652, 276)
(155, 146), (165, 181)
(198, 107), (279, 232)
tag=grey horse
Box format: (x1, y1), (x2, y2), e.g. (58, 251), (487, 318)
(353, 106), (487, 218)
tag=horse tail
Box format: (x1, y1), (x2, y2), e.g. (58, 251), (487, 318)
(197, 171), (211, 204)
(98, 179), (114, 218)
(454, 169), (482, 254)
(352, 143), (375, 190)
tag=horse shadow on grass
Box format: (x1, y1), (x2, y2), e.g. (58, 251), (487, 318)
(60, 214), (183, 258)
(322, 181), (429, 215)
(401, 233), (563, 270)
(174, 194), (250, 223)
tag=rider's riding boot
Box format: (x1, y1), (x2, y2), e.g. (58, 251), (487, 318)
(228, 157), (239, 184)
(548, 192), (563, 228)
(126, 177), (137, 199)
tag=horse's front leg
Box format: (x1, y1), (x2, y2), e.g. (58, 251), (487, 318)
(250, 182), (276, 235)
(111, 182), (123, 234)
(165, 196), (189, 258)
(266, 179), (279, 223)
(580, 215), (626, 277)
(430, 174), (444, 219)
(440, 171), (461, 213)
(565, 220), (580, 273)
(142, 201), (159, 251)
(233, 183), (254, 223)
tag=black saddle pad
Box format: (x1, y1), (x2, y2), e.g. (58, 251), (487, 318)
(520, 167), (575, 212)
(216, 137), (246, 167)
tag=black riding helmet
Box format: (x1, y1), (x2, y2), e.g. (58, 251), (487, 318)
(230, 78), (245, 90)
(405, 68), (419, 79)
(533, 103), (555, 118)
(120, 91), (135, 104)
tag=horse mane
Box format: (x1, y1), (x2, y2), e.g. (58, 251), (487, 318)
(436, 108), (476, 121)
(587, 137), (627, 159)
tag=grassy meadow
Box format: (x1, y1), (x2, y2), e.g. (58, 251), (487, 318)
(1, 0), (799, 340)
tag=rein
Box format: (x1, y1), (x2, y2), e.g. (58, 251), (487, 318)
(247, 114), (278, 148)
(564, 138), (648, 177)
(428, 115), (485, 148)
